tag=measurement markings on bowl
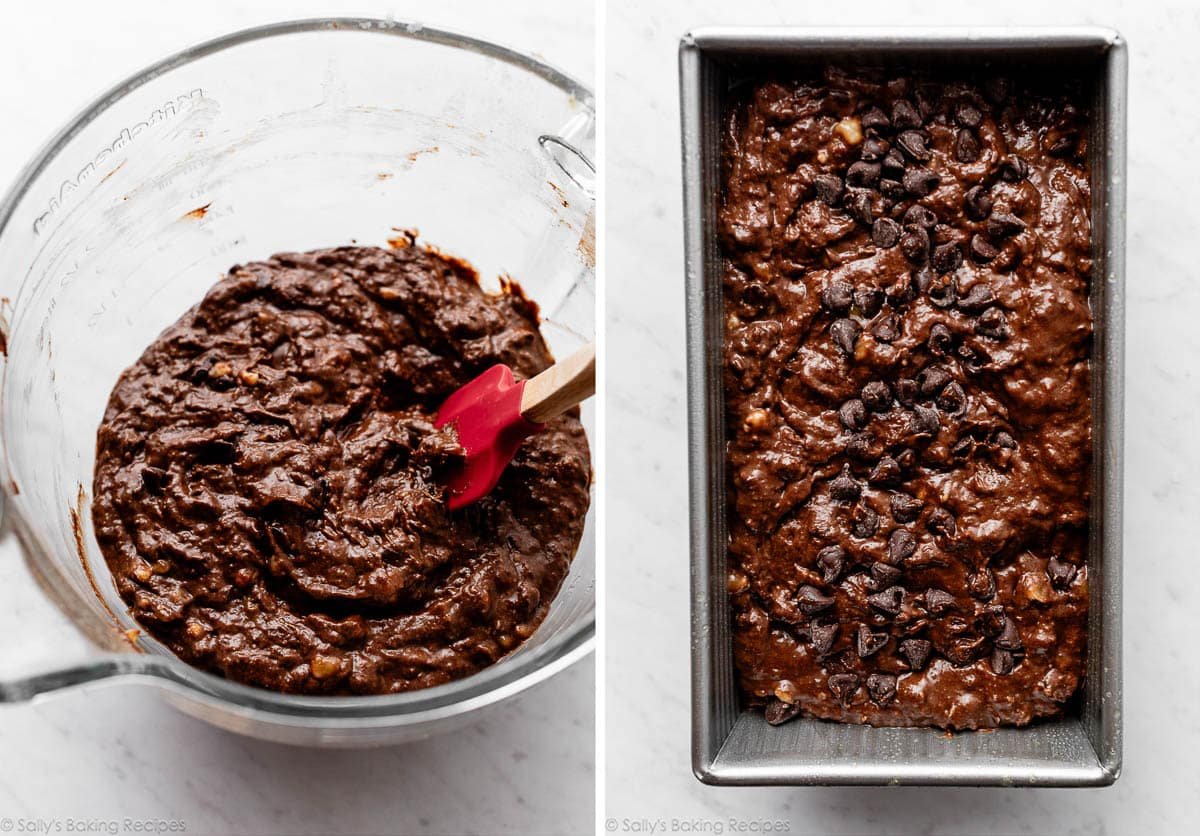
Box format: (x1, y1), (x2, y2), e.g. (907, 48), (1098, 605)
(33, 89), (206, 236)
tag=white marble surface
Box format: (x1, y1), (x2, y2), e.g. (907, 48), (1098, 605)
(0, 660), (594, 836)
(605, 0), (1200, 833)
(0, 2), (594, 835)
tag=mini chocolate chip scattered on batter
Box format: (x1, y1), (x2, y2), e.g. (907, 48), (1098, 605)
(92, 241), (590, 695)
(720, 69), (1092, 729)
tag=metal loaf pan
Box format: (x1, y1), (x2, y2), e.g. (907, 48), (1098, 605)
(681, 27), (1126, 786)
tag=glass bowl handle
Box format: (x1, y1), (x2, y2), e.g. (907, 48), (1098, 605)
(0, 516), (139, 702)
(539, 109), (595, 196)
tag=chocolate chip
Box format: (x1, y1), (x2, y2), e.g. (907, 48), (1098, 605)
(829, 467), (862, 502)
(985, 77), (1010, 105)
(194, 438), (237, 463)
(838, 399), (868, 431)
(183, 360), (214, 384)
(830, 318), (860, 356)
(140, 466), (169, 494)
(986, 212), (1026, 240)
(881, 147), (906, 179)
(1047, 556), (1078, 590)
(900, 225), (930, 263)
(880, 179), (906, 200)
(917, 365), (952, 396)
(852, 507), (879, 539)
(809, 621), (839, 656)
(860, 136), (889, 161)
(909, 405), (940, 437)
(903, 204), (937, 228)
(861, 381), (892, 412)
(968, 570), (996, 601)
(927, 507), (957, 538)
(956, 102), (983, 128)
(796, 584), (837, 615)
(861, 106), (890, 133)
(914, 86), (940, 121)
(997, 156), (1028, 182)
(845, 189), (875, 224)
(933, 224), (957, 245)
(899, 638), (932, 670)
(742, 283), (774, 314)
(868, 456), (902, 486)
(937, 381), (966, 414)
(890, 493), (922, 524)
(872, 314), (902, 342)
(931, 242), (963, 274)
(945, 637), (987, 666)
(964, 185), (993, 221)
(957, 283), (995, 312)
(872, 217), (901, 248)
(960, 344), (987, 371)
(896, 130), (932, 161)
(1045, 130), (1076, 157)
(902, 167), (940, 198)
(867, 585), (905, 616)
(853, 286), (883, 317)
(894, 378), (918, 406)
(846, 161), (881, 188)
(994, 616), (1024, 651)
(969, 233), (999, 263)
(814, 174), (844, 206)
(953, 129), (981, 163)
(991, 648), (1016, 675)
(951, 436), (975, 459)
(816, 546), (846, 584)
(820, 280), (854, 313)
(928, 323), (953, 356)
(969, 606), (998, 638)
(765, 698), (803, 725)
(828, 672), (861, 705)
(856, 624), (889, 658)
(886, 529), (917, 563)
(924, 588), (957, 615)
(975, 307), (1009, 340)
(927, 277), (957, 308)
(870, 562), (903, 590)
(845, 432), (875, 461)
(866, 673), (898, 705)
(892, 99), (922, 129)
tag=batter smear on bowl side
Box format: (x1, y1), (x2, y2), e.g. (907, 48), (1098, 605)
(720, 70), (1092, 729)
(92, 241), (590, 695)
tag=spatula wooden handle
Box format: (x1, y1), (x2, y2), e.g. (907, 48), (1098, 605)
(520, 342), (595, 424)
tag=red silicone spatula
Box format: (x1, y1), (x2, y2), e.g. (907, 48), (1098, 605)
(435, 342), (595, 509)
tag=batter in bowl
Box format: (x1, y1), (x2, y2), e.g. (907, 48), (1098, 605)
(92, 239), (590, 695)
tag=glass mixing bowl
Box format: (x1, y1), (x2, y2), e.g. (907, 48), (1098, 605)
(0, 18), (595, 746)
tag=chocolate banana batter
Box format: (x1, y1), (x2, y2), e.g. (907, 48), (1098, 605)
(721, 70), (1092, 729)
(92, 242), (590, 695)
